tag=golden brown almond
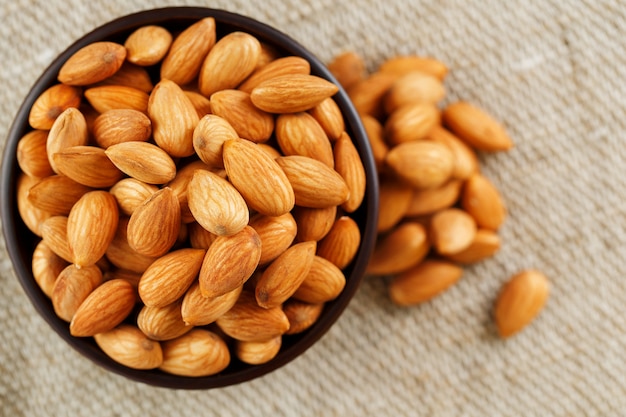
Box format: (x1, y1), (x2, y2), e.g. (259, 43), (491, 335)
(209, 89), (274, 143)
(103, 268), (143, 289)
(389, 260), (463, 306)
(276, 155), (349, 208)
(16, 130), (53, 178)
(494, 270), (550, 338)
(46, 107), (89, 173)
(94, 324), (163, 370)
(255, 241), (317, 309)
(58, 41), (126, 85)
(51, 264), (103, 322)
(199, 225), (261, 298)
(276, 112), (334, 167)
(385, 102), (440, 145)
(367, 222), (430, 275)
(235, 336), (282, 365)
(283, 299), (324, 335)
(316, 216), (361, 269)
(255, 42), (281, 69)
(32, 240), (69, 298)
(308, 97), (345, 141)
(148, 79), (199, 158)
(215, 291), (290, 342)
(187, 169), (249, 236)
(346, 71), (397, 118)
(160, 17), (216, 85)
(192, 114), (239, 168)
(334, 131), (366, 213)
(430, 208), (477, 255)
(27, 175), (92, 216)
(292, 205), (337, 242)
(138, 248), (206, 308)
(257, 143), (283, 159)
(239, 56), (311, 93)
(137, 300), (193, 341)
(385, 141), (455, 190)
(52, 146), (123, 188)
(188, 222), (219, 250)
(383, 71), (446, 114)
(181, 282), (242, 326)
(28, 84), (82, 130)
(105, 141), (177, 184)
(223, 138), (295, 216)
(446, 229), (501, 264)
(159, 328), (230, 376)
(360, 114), (389, 170)
(184, 90), (213, 118)
(250, 74), (339, 113)
(84, 85), (149, 113)
(17, 175), (52, 236)
(442, 101), (514, 151)
(292, 255), (346, 304)
(405, 179), (463, 217)
(109, 178), (158, 216)
(249, 213), (298, 265)
(106, 217), (158, 273)
(199, 31), (261, 97)
(92, 62), (154, 93)
(377, 177), (414, 233)
(127, 187), (181, 257)
(166, 160), (214, 223)
(379, 56), (449, 80)
(461, 173), (507, 230)
(124, 25), (172, 66)
(327, 51), (367, 90)
(40, 216), (72, 262)
(67, 191), (119, 267)
(70, 278), (136, 337)
(93, 109), (152, 149)
(426, 126), (478, 180)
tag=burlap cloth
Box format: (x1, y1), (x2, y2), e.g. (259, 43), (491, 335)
(2, 0), (625, 415)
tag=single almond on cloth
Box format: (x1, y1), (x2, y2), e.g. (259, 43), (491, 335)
(28, 84), (82, 130)
(446, 229), (501, 264)
(377, 176), (414, 233)
(292, 255), (346, 304)
(426, 126), (478, 181)
(67, 190), (119, 268)
(442, 101), (514, 151)
(17, 174), (53, 237)
(327, 51), (366, 90)
(160, 17), (217, 86)
(250, 74), (339, 113)
(181, 282), (242, 326)
(461, 173), (507, 231)
(93, 62), (154, 93)
(109, 178), (158, 217)
(124, 25), (172, 66)
(334, 131), (367, 213)
(58, 41), (126, 86)
(209, 89), (274, 143)
(249, 213), (298, 265)
(27, 175), (92, 216)
(360, 114), (389, 170)
(52, 146), (123, 188)
(389, 260), (463, 306)
(275, 112), (334, 167)
(494, 270), (550, 338)
(430, 208), (477, 255)
(17, 130), (53, 178)
(32, 240), (69, 298)
(193, 114), (239, 168)
(347, 71), (398, 118)
(239, 56), (311, 93)
(198, 31), (261, 96)
(385, 140), (455, 190)
(105, 141), (177, 184)
(159, 328), (230, 377)
(51, 264), (103, 322)
(283, 299), (324, 335)
(276, 155), (349, 209)
(223, 138), (295, 216)
(93, 109), (152, 149)
(292, 205), (337, 243)
(405, 180), (463, 217)
(105, 217), (159, 274)
(138, 248), (206, 308)
(235, 336), (282, 365)
(46, 107), (89, 174)
(385, 102), (440, 145)
(70, 278), (136, 337)
(379, 55), (449, 80)
(383, 71), (446, 114)
(199, 225), (262, 298)
(367, 222), (430, 276)
(40, 216), (73, 263)
(187, 169), (249, 236)
(308, 97), (345, 141)
(94, 324), (163, 370)
(316, 216), (361, 269)
(137, 300), (193, 341)
(84, 85), (149, 114)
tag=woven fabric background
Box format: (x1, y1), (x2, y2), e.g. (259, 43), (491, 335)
(2, 0), (626, 415)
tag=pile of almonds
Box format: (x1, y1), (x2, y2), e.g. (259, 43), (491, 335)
(327, 52), (549, 338)
(17, 18), (369, 375)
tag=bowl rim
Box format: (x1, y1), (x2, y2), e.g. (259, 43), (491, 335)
(1, 6), (379, 389)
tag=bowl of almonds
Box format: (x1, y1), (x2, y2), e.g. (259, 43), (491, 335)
(0, 7), (378, 388)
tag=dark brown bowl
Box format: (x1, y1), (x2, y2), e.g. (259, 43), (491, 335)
(0, 7), (378, 389)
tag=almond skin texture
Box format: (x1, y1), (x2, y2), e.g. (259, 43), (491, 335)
(236, 336), (282, 365)
(292, 205), (337, 243)
(46, 107), (89, 174)
(58, 41), (126, 86)
(138, 248), (206, 308)
(385, 102), (440, 145)
(137, 301), (193, 341)
(199, 225), (262, 298)
(185, 91), (213, 118)
(223, 138), (295, 216)
(461, 173), (507, 231)
(165, 160), (214, 223)
(283, 300), (324, 335)
(308, 97), (345, 141)
(239, 56), (311, 93)
(442, 101), (514, 151)
(105, 217), (159, 274)
(181, 282), (242, 326)
(93, 109), (152, 149)
(405, 180), (463, 217)
(193, 114), (239, 168)
(124, 25), (172, 66)
(40, 216), (73, 263)
(251, 74), (339, 113)
(28, 84), (82, 130)
(292, 255), (346, 304)
(249, 213), (298, 265)
(93, 62), (154, 93)
(385, 140), (455, 190)
(109, 178), (158, 217)
(84, 85), (149, 114)
(105, 141), (177, 185)
(209, 89), (274, 143)
(32, 240), (69, 298)
(51, 264), (103, 322)
(159, 329), (230, 377)
(94, 324), (163, 370)
(334, 132), (366, 213)
(367, 222), (430, 276)
(446, 229), (501, 264)
(316, 216), (361, 269)
(27, 175), (92, 216)
(17, 130), (53, 178)
(52, 146), (123, 188)
(275, 112), (334, 168)
(494, 270), (550, 338)
(430, 208), (478, 256)
(69, 279), (136, 337)
(389, 260), (463, 306)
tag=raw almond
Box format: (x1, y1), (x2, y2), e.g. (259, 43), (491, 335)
(51, 264), (103, 322)
(188, 222), (219, 250)
(367, 222), (430, 275)
(292, 255), (346, 303)
(105, 217), (158, 273)
(384, 102), (440, 145)
(275, 112), (334, 167)
(159, 328), (230, 377)
(94, 324), (163, 370)
(308, 97), (345, 141)
(124, 25), (172, 66)
(166, 160), (214, 223)
(70, 278), (135, 337)
(256, 42), (281, 69)
(346, 71), (397, 118)
(379, 55), (449, 80)
(377, 177), (414, 233)
(235, 336), (282, 365)
(446, 229), (501, 264)
(389, 260), (463, 306)
(27, 175), (92, 216)
(249, 213), (298, 265)
(58, 41), (126, 85)
(360, 114), (389, 170)
(16, 130), (53, 178)
(383, 71), (446, 113)
(292, 205), (337, 242)
(209, 89), (274, 143)
(84, 85), (149, 113)
(494, 270), (549, 338)
(430, 208), (477, 255)
(40, 216), (72, 263)
(334, 131), (366, 213)
(461, 173), (507, 230)
(93, 109), (152, 149)
(316, 216), (361, 269)
(239, 56), (311, 93)
(181, 282), (242, 326)
(184, 90), (213, 118)
(109, 178), (158, 216)
(283, 299), (324, 335)
(327, 51), (366, 90)
(223, 138), (295, 216)
(32, 240), (69, 298)
(18, 174), (52, 236)
(385, 140), (454, 190)
(105, 141), (177, 184)
(405, 180), (463, 217)
(52, 146), (123, 188)
(28, 84), (82, 130)
(93, 62), (154, 93)
(46, 107), (89, 173)
(192, 114), (239, 168)
(426, 126), (478, 180)
(250, 74), (339, 113)
(103, 268), (143, 289)
(137, 300), (193, 341)
(442, 101), (514, 151)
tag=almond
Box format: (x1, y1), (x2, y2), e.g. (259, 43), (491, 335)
(109, 178), (158, 216)
(16, 130), (53, 178)
(51, 264), (103, 322)
(124, 25), (172, 66)
(239, 56), (311, 93)
(199, 225), (261, 298)
(430, 208), (477, 255)
(192, 114), (239, 168)
(360, 114), (389, 170)
(405, 180), (463, 217)
(275, 112), (334, 167)
(137, 300), (193, 341)
(181, 282), (242, 326)
(377, 177), (414, 233)
(389, 260), (463, 306)
(93, 109), (152, 149)
(27, 175), (92, 216)
(367, 222), (430, 276)
(255, 241), (317, 309)
(160, 17), (217, 86)
(256, 42), (281, 69)
(94, 324), (163, 370)
(103, 268), (143, 289)
(383, 71), (446, 113)
(384, 102), (440, 145)
(334, 131), (366, 213)
(346, 71), (397, 118)
(17, 174), (52, 236)
(209, 89), (274, 143)
(461, 173), (507, 231)
(32, 240), (69, 298)
(250, 74), (339, 113)
(426, 126), (478, 180)
(379, 55), (449, 80)
(292, 205), (337, 242)
(199, 31), (261, 97)
(93, 62), (154, 93)
(28, 84), (82, 130)
(292, 255), (346, 303)
(58, 41), (126, 85)
(84, 85), (149, 113)
(257, 143), (283, 159)
(52, 146), (123, 188)
(188, 221), (219, 250)
(159, 328), (230, 377)
(442, 101), (514, 151)
(446, 229), (501, 264)
(105, 141), (177, 184)
(40, 216), (72, 263)
(70, 278), (135, 337)
(105, 217), (158, 273)
(316, 216), (361, 269)
(46, 107), (89, 173)
(166, 160), (214, 223)
(283, 299), (324, 335)
(235, 336), (282, 365)
(184, 90), (213, 118)
(308, 97), (345, 141)
(385, 140), (454, 190)
(276, 155), (349, 208)
(327, 51), (367, 90)
(249, 213), (298, 265)
(494, 270), (549, 338)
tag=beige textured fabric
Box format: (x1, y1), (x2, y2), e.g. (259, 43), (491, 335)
(2, 0), (626, 415)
